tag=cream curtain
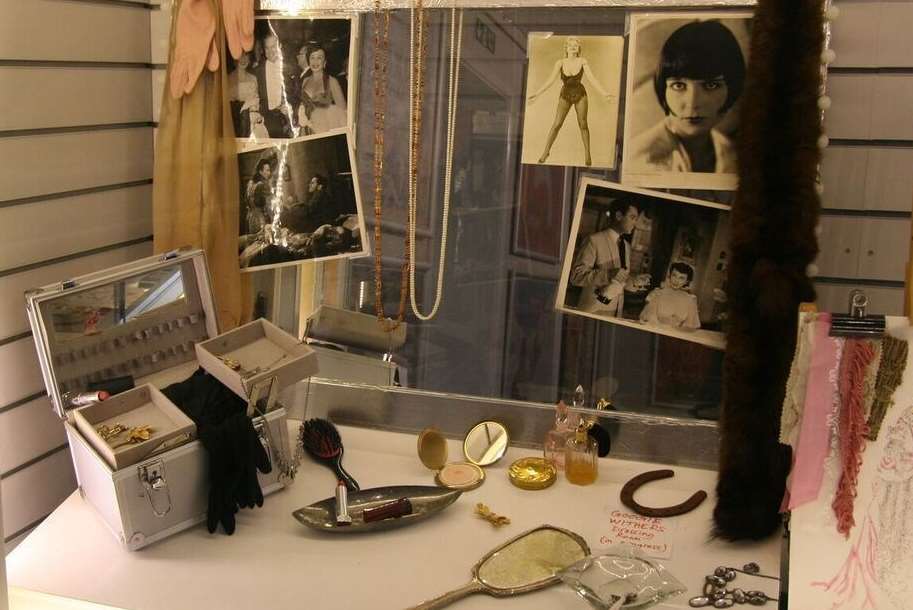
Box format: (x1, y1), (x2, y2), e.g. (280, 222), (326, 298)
(153, 0), (251, 331)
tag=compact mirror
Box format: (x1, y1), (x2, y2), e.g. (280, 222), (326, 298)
(417, 428), (485, 491)
(407, 525), (590, 609)
(463, 421), (509, 466)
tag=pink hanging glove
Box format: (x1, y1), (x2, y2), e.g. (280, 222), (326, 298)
(206, 36), (220, 72)
(221, 0), (255, 60)
(169, 0), (217, 98)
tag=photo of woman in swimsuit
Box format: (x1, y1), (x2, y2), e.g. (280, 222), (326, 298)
(522, 35), (624, 169)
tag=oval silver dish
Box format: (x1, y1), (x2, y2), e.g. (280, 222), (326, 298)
(292, 485), (462, 533)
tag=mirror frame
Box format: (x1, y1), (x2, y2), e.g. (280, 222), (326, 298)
(297, 0), (784, 448)
(473, 524), (591, 596)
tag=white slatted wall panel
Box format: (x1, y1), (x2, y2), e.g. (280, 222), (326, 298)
(0, 0), (155, 551)
(814, 0), (913, 315)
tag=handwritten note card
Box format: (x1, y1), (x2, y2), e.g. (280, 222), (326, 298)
(598, 510), (674, 559)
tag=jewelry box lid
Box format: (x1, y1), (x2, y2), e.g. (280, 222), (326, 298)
(25, 248), (219, 420)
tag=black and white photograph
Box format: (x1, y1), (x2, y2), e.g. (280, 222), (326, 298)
(556, 178), (731, 349)
(522, 34), (624, 169)
(237, 131), (367, 272)
(621, 13), (752, 191)
(227, 15), (355, 141)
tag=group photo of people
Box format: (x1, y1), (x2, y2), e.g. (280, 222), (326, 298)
(621, 13), (752, 190)
(556, 179), (730, 348)
(227, 16), (354, 140)
(237, 132), (366, 271)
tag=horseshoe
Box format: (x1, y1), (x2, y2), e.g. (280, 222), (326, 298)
(620, 469), (708, 518)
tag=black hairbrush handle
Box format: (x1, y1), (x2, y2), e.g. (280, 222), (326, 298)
(333, 453), (359, 492)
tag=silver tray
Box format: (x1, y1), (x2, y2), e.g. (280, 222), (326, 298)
(292, 485), (461, 533)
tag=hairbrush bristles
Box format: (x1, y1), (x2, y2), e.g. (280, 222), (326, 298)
(300, 418), (342, 459)
(299, 418), (360, 491)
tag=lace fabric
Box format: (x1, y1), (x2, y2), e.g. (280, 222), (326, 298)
(781, 312), (817, 447)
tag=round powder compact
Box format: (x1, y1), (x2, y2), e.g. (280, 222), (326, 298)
(508, 457), (557, 490)
(417, 427), (486, 491)
(437, 462), (485, 490)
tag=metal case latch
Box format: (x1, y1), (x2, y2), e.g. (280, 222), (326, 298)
(254, 419), (274, 465)
(138, 460), (172, 518)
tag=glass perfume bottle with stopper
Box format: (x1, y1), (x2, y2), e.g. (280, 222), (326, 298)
(565, 419), (598, 485)
(544, 386), (583, 469)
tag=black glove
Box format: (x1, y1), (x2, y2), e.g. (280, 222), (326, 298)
(232, 412), (272, 510)
(163, 369), (272, 535)
(200, 418), (240, 535)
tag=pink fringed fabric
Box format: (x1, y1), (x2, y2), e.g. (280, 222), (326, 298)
(833, 339), (876, 537)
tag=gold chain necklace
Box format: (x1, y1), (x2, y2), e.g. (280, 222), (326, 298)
(372, 0), (409, 333)
(405, 0), (426, 308)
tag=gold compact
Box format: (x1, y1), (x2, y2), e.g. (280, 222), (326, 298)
(418, 428), (485, 491)
(508, 457), (557, 490)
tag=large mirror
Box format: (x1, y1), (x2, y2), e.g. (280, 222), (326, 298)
(304, 4), (753, 420)
(48, 269), (186, 341)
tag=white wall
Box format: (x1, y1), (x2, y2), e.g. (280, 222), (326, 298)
(814, 0), (913, 314)
(0, 0), (156, 552)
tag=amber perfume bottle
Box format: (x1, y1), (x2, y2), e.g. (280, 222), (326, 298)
(565, 420), (598, 485)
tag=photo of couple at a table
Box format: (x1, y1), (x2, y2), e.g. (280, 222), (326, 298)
(558, 181), (730, 348)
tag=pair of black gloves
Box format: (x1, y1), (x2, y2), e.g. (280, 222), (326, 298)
(163, 368), (272, 535)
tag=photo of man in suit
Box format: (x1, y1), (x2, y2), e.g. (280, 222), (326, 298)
(254, 33), (295, 138)
(569, 197), (638, 317)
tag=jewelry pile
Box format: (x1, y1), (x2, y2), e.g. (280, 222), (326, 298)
(96, 423), (154, 449)
(688, 563), (779, 607)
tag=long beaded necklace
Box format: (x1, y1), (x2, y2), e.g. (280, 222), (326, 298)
(371, 0), (410, 333)
(407, 5), (463, 321)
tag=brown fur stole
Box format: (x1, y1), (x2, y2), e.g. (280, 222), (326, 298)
(714, 0), (825, 540)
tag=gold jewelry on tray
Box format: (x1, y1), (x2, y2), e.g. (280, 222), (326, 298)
(240, 353), (288, 379)
(218, 355), (242, 371)
(109, 425), (154, 449)
(95, 423), (128, 442)
(475, 503), (510, 528)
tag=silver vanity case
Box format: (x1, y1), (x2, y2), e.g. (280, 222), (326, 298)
(25, 248), (291, 550)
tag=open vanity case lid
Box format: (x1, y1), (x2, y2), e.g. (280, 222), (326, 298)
(25, 248), (219, 420)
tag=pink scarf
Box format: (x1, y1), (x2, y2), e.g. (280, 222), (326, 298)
(787, 313), (840, 510)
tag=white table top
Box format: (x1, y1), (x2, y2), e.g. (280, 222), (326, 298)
(6, 425), (781, 610)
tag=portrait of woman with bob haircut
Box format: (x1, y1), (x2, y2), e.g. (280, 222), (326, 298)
(622, 14), (751, 190)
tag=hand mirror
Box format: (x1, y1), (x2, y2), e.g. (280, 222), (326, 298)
(463, 421), (509, 466)
(407, 525), (590, 609)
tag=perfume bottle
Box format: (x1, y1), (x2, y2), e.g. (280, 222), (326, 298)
(565, 420), (598, 486)
(543, 401), (579, 470)
(544, 386), (584, 469)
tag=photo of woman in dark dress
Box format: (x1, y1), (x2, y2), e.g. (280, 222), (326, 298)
(245, 158), (274, 233)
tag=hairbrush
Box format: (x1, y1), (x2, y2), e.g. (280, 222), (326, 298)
(299, 418), (359, 491)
